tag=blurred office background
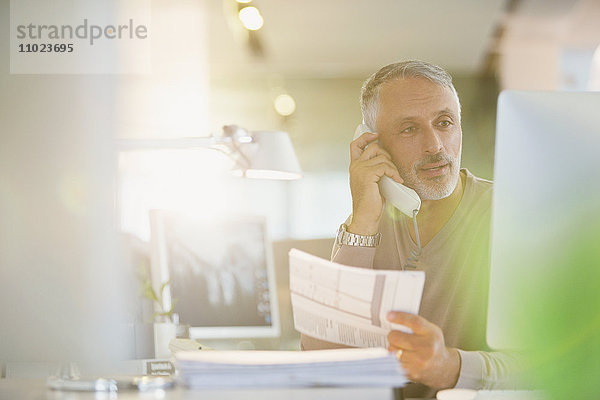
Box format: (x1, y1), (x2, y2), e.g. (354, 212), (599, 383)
(118, 0), (600, 241)
(1, 0), (599, 381)
(114, 0), (600, 351)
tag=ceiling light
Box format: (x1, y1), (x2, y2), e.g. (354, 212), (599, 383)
(235, 0), (252, 3)
(238, 6), (263, 31)
(274, 94), (296, 116)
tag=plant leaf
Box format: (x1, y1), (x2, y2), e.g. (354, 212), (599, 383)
(140, 281), (159, 302)
(159, 279), (171, 299)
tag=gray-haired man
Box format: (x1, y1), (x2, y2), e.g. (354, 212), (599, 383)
(302, 61), (519, 398)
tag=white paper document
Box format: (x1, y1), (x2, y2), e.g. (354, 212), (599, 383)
(289, 249), (425, 348)
(175, 348), (406, 388)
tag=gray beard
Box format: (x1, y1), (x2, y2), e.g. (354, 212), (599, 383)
(398, 152), (461, 201)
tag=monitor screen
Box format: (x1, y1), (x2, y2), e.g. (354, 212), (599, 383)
(149, 211), (280, 339)
(487, 90), (600, 350)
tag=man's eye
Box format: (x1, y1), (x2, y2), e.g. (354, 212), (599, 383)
(401, 126), (416, 134)
(438, 120), (452, 128)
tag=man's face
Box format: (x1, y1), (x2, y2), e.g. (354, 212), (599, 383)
(376, 77), (462, 200)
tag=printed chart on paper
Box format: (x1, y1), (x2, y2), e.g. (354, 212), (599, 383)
(289, 249), (425, 348)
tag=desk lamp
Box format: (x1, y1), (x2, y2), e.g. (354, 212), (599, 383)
(117, 125), (302, 180)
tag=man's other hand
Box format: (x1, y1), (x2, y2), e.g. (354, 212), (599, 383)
(348, 131), (403, 235)
(386, 311), (460, 390)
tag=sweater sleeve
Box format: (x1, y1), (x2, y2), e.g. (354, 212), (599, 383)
(455, 350), (528, 390)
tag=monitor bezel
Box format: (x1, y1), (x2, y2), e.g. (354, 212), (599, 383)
(149, 210), (280, 340)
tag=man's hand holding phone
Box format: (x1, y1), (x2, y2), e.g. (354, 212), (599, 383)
(348, 130), (404, 236)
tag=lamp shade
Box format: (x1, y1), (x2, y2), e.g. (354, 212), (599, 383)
(118, 127), (303, 181)
(237, 131), (302, 180)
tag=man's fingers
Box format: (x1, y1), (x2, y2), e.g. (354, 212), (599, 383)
(353, 131), (378, 149)
(374, 156), (404, 183)
(386, 312), (432, 335)
(358, 154), (393, 169)
(377, 163), (405, 184)
(388, 329), (418, 350)
(380, 163), (404, 184)
(350, 132), (379, 161)
(388, 345), (416, 372)
(349, 136), (404, 184)
(355, 145), (403, 183)
(355, 156), (403, 184)
(356, 141), (391, 161)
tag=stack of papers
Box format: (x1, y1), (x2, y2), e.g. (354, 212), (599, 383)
(175, 348), (406, 388)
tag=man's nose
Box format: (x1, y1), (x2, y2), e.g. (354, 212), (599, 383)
(422, 125), (443, 154)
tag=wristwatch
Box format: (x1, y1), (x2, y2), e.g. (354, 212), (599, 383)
(336, 224), (381, 247)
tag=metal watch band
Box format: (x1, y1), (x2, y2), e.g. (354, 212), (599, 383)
(336, 224), (381, 247)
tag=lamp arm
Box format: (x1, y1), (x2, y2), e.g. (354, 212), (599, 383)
(116, 135), (253, 174)
(117, 126), (302, 180)
(117, 137), (218, 151)
(228, 138), (252, 176)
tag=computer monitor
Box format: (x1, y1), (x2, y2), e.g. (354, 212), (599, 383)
(149, 211), (280, 340)
(487, 90), (600, 351)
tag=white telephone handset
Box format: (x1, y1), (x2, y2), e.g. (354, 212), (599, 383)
(354, 124), (421, 217)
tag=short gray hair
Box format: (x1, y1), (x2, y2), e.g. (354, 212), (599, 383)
(360, 60), (461, 130)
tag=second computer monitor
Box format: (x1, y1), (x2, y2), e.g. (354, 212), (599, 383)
(487, 90), (600, 350)
(149, 211), (280, 340)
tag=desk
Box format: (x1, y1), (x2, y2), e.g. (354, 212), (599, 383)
(0, 378), (402, 400)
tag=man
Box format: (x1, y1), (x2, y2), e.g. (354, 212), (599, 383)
(302, 60), (518, 398)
